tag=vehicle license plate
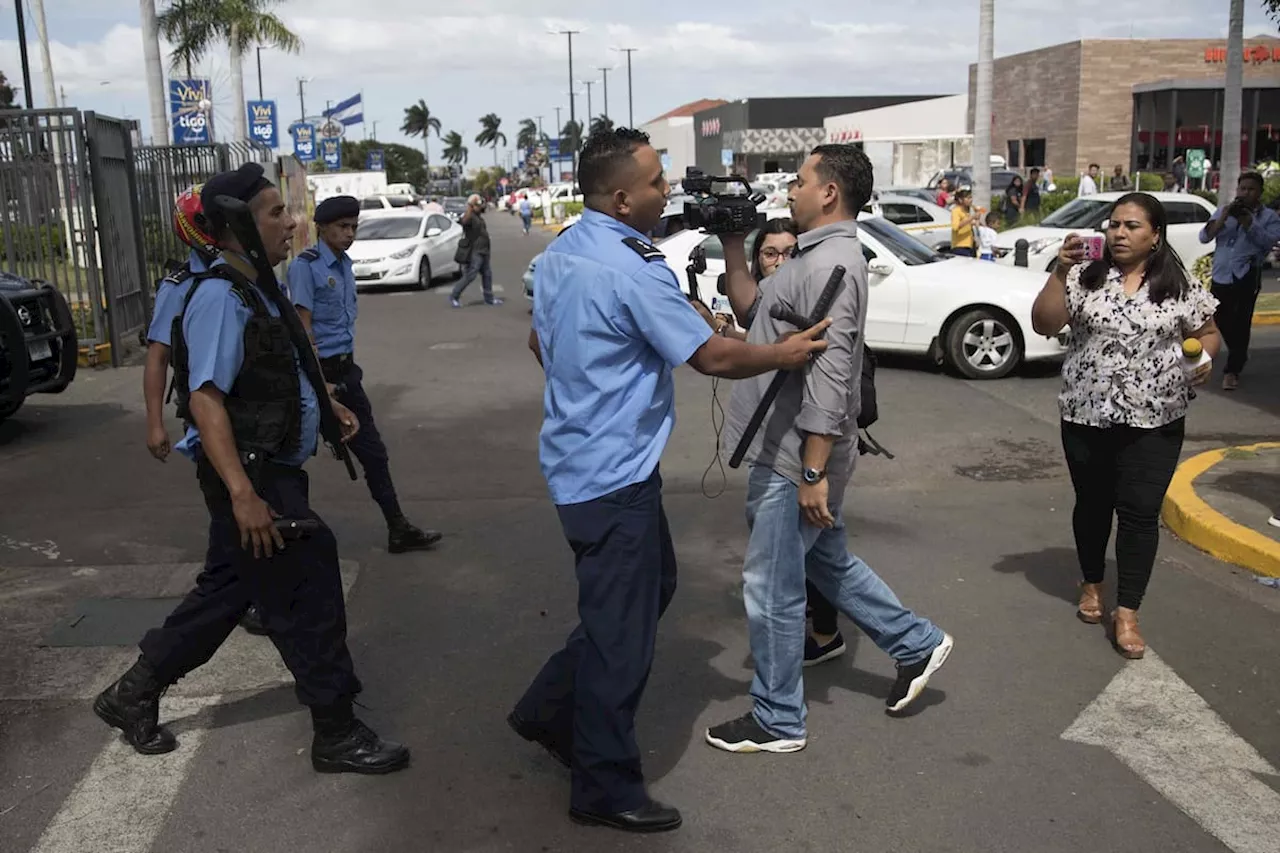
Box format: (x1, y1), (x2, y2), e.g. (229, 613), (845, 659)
(354, 266), (371, 277)
(27, 340), (52, 362)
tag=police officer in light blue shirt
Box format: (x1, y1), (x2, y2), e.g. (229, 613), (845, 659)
(509, 127), (831, 834)
(1198, 170), (1280, 390)
(286, 196), (441, 553)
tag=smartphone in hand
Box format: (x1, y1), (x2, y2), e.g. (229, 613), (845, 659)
(1081, 235), (1105, 261)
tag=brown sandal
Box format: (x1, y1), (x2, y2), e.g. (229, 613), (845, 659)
(1076, 583), (1104, 624)
(1110, 609), (1146, 659)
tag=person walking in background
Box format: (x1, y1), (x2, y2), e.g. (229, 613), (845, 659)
(1003, 175), (1025, 227)
(451, 194), (502, 308)
(1109, 165), (1132, 192)
(1032, 192), (1220, 660)
(1172, 156), (1187, 193)
(1078, 164), (1100, 197)
(519, 194), (533, 236)
(1023, 168), (1042, 217)
(1041, 167), (1055, 192)
(1198, 170), (1280, 390)
(949, 186), (978, 257)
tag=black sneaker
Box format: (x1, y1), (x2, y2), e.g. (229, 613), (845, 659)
(803, 631), (846, 667)
(239, 604), (268, 636)
(886, 633), (953, 714)
(388, 518), (443, 553)
(704, 712), (806, 754)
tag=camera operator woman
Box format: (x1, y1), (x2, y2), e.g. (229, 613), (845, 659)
(1031, 193), (1221, 659)
(695, 218), (800, 341)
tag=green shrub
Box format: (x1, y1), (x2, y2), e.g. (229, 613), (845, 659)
(1051, 176), (1079, 196)
(1192, 189), (1219, 206)
(1191, 253), (1214, 288)
(0, 224), (66, 261)
(1136, 172), (1164, 191)
(1262, 176), (1280, 208)
(562, 201), (584, 217)
(1038, 190), (1074, 218)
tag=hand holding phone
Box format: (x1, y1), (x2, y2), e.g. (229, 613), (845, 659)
(1080, 235), (1105, 261)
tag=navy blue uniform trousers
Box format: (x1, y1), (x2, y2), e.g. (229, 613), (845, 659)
(331, 361), (402, 523)
(515, 470), (678, 813)
(139, 458), (362, 707)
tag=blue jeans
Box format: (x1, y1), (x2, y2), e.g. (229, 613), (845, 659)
(743, 465), (943, 739)
(450, 252), (494, 302)
(521, 212), (532, 233)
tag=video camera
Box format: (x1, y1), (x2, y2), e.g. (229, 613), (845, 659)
(682, 167), (766, 235)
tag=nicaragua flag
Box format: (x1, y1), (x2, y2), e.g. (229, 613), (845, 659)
(323, 93), (363, 126)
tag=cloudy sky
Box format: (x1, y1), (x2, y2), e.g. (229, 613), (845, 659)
(1, 0), (1277, 162)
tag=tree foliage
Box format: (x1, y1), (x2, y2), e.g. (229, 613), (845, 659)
(401, 100), (441, 168)
(0, 71), (15, 108)
(158, 0), (300, 70)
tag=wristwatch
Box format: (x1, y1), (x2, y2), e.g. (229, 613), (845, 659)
(802, 467), (826, 485)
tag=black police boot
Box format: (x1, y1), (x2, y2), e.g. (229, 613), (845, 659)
(387, 517), (442, 553)
(310, 703), (410, 775)
(93, 656), (177, 755)
(239, 604), (268, 636)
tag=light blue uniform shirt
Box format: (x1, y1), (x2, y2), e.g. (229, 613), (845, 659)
(1200, 204), (1280, 283)
(287, 241), (358, 358)
(146, 251), (208, 346)
(519, 198), (532, 217)
(533, 208), (713, 506)
(174, 260), (320, 467)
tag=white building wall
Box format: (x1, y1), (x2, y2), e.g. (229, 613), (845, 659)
(642, 116), (697, 179)
(825, 95), (972, 187)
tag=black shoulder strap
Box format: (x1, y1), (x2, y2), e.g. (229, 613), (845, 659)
(204, 264), (270, 315)
(622, 236), (664, 262)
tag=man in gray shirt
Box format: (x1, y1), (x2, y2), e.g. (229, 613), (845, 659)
(705, 145), (954, 755)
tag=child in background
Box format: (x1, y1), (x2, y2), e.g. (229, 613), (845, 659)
(977, 210), (999, 261)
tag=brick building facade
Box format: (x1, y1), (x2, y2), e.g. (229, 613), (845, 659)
(968, 38), (1280, 179)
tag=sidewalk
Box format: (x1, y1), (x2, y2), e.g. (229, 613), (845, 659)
(1163, 442), (1280, 578)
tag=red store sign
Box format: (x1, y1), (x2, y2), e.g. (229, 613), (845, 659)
(1205, 45), (1280, 63)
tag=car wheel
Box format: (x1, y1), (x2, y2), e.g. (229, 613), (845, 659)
(417, 258), (432, 290)
(945, 309), (1023, 380)
(0, 398), (23, 422)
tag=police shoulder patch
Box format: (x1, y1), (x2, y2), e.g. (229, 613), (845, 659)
(298, 247), (321, 262)
(622, 236), (664, 262)
(161, 266), (194, 286)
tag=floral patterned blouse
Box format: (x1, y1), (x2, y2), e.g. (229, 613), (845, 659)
(1059, 263), (1218, 429)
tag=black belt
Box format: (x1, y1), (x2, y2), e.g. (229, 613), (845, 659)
(319, 352), (354, 383)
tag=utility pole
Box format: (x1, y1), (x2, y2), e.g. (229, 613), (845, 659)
(973, 0), (993, 218)
(553, 105), (562, 184)
(372, 120), (379, 140)
(297, 77), (307, 123)
(256, 46), (265, 100)
(598, 67), (610, 123)
(554, 30), (580, 179)
(14, 0), (34, 108)
(1221, 0), (1245, 201)
(583, 80), (595, 130)
(614, 47), (638, 126)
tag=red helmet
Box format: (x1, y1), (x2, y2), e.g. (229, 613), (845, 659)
(173, 185), (217, 258)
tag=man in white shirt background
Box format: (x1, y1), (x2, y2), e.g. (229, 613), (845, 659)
(1078, 163), (1100, 197)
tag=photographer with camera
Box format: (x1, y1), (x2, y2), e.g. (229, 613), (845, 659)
(514, 127), (832, 833)
(705, 145), (953, 756)
(1199, 170), (1280, 390)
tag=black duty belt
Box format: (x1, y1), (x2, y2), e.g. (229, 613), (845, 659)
(319, 352), (354, 383)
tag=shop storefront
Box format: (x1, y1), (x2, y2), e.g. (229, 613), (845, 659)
(824, 95), (972, 187)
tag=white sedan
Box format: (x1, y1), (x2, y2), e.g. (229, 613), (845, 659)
(994, 191), (1217, 272)
(347, 211), (464, 290)
(660, 212), (1069, 380)
(864, 193), (953, 251)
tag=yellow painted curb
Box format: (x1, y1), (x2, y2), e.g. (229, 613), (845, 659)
(1161, 441), (1280, 578)
(1253, 310), (1280, 326)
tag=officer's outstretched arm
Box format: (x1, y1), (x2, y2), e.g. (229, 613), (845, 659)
(687, 320), (831, 380)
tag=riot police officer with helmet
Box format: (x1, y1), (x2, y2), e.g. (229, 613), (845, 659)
(94, 163), (409, 775)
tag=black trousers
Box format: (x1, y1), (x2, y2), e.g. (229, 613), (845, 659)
(514, 470), (678, 814)
(139, 458), (362, 707)
(1211, 271), (1262, 376)
(1060, 419), (1185, 611)
(327, 359), (402, 524)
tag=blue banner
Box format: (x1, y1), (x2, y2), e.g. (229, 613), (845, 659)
(366, 149), (385, 171)
(246, 100), (278, 148)
(169, 78), (212, 145)
(320, 138), (341, 171)
(290, 122), (316, 162)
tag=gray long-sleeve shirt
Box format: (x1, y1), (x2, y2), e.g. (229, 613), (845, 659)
(724, 220), (868, 497)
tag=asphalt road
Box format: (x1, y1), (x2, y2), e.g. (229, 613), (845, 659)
(1, 212), (1278, 853)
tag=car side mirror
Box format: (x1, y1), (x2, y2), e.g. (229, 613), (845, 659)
(716, 272), (727, 295)
(688, 245), (707, 274)
(426, 227), (442, 237)
(868, 258), (894, 277)
(1097, 219), (1108, 232)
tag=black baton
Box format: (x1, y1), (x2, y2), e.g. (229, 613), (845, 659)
(215, 195), (359, 481)
(728, 265), (846, 469)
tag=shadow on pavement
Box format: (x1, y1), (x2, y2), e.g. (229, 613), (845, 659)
(1212, 469), (1280, 512)
(991, 546), (1081, 605)
(0, 401), (129, 450)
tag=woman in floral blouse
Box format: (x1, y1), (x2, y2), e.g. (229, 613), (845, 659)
(1031, 192), (1221, 659)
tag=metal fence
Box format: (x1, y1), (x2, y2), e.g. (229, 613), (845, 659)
(135, 140), (275, 288)
(0, 109), (106, 348)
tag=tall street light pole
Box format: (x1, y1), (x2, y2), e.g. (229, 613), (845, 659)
(972, 0), (993, 217)
(553, 29), (581, 179)
(598, 67), (610, 123)
(614, 47), (638, 126)
(255, 46), (265, 100)
(583, 80), (595, 130)
(297, 77), (309, 123)
(553, 105), (562, 184)
(13, 0), (34, 108)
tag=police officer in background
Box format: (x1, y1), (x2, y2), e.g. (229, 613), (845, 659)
(510, 127), (831, 833)
(143, 187), (268, 635)
(287, 196), (441, 553)
(94, 163), (409, 775)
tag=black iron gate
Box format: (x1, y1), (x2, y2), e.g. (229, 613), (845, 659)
(84, 112), (150, 365)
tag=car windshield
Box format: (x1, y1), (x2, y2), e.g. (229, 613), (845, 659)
(356, 217), (422, 240)
(859, 217), (945, 266)
(1040, 198), (1112, 229)
(443, 198), (467, 212)
(386, 196), (414, 208)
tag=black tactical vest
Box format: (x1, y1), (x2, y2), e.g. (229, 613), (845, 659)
(171, 266), (302, 458)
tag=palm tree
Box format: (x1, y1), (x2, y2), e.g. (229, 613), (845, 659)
(442, 130), (468, 193)
(972, 0), (993, 212)
(1221, 0), (1246, 197)
(475, 113), (507, 166)
(560, 119), (584, 157)
(589, 115), (614, 137)
(157, 0), (302, 143)
(401, 99), (441, 174)
(516, 118), (538, 153)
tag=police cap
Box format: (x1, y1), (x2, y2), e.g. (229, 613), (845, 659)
(314, 195), (360, 225)
(201, 163), (274, 235)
